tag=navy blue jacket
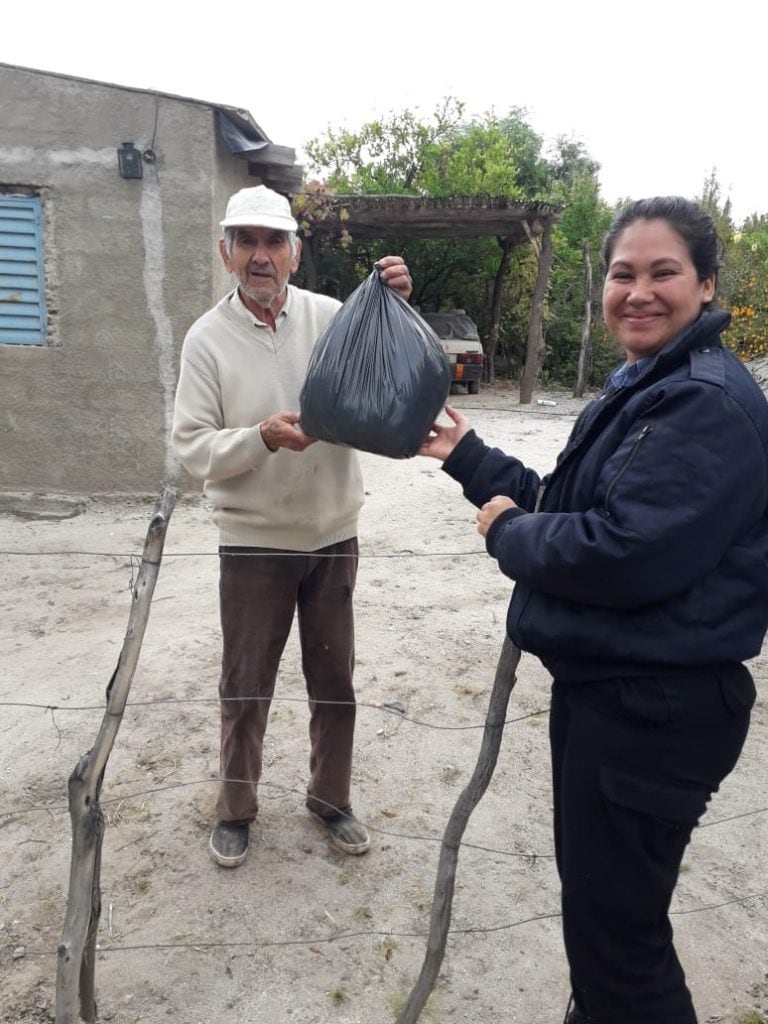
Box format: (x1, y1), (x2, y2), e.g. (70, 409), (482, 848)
(443, 311), (768, 681)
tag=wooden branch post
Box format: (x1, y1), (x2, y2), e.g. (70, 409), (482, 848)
(520, 222), (554, 405)
(55, 488), (176, 1024)
(396, 637), (521, 1024)
(573, 240), (593, 398)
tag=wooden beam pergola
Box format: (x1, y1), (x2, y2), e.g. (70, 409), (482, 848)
(306, 193), (562, 244)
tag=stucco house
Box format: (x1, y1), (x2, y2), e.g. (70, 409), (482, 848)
(0, 62), (303, 494)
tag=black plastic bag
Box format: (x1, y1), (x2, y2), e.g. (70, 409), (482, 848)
(299, 268), (451, 459)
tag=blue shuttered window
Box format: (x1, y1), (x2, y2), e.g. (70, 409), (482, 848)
(0, 195), (47, 345)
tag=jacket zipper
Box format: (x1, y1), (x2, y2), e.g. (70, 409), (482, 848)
(538, 387), (630, 506)
(534, 483), (546, 512)
(602, 424), (653, 518)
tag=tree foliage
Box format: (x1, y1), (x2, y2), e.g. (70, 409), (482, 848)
(721, 226), (768, 360)
(696, 170), (768, 362)
(306, 98), (523, 199)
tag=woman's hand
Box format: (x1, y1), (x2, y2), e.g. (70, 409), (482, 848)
(477, 495), (518, 537)
(419, 405), (471, 461)
(377, 256), (413, 301)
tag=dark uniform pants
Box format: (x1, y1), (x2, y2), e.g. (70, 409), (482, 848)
(550, 666), (755, 1024)
(215, 539), (358, 823)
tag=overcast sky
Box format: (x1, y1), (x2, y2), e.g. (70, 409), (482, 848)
(4, 0), (765, 223)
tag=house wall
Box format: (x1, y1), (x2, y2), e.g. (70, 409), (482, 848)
(0, 66), (253, 493)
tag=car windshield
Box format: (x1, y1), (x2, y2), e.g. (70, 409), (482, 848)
(421, 311), (480, 341)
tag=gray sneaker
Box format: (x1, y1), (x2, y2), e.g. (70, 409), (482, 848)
(209, 820), (249, 868)
(312, 807), (370, 855)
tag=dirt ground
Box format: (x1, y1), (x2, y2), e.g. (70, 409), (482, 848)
(1, 385), (766, 1024)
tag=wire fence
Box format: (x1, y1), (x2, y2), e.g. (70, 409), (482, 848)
(1, 535), (767, 1021)
(2, 611), (766, 930)
(3, 757), (767, 961)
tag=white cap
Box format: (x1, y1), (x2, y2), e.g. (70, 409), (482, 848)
(220, 185), (298, 232)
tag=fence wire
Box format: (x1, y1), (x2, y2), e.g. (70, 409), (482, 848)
(11, 888), (768, 962)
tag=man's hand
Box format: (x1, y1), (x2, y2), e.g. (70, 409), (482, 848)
(419, 405), (471, 461)
(377, 255), (413, 301)
(260, 412), (316, 452)
(477, 496), (518, 537)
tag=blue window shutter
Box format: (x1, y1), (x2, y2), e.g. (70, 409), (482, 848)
(0, 196), (47, 345)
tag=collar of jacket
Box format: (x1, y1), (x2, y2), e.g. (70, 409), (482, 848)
(559, 309), (731, 479)
(602, 308), (731, 392)
(640, 308), (730, 379)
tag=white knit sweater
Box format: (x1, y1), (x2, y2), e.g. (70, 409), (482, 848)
(172, 287), (363, 550)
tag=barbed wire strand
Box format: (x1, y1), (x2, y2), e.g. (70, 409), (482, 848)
(1, 548), (486, 559)
(698, 805), (768, 829)
(6, 890), (767, 961)
(0, 777), (555, 860)
(0, 695), (549, 733)
(3, 699), (763, 832)
(3, 775), (766, 854)
(0, 915), (571, 960)
(450, 405), (579, 416)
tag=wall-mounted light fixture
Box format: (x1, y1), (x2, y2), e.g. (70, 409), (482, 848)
(117, 142), (143, 180)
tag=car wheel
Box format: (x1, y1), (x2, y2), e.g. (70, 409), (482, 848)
(467, 380), (480, 395)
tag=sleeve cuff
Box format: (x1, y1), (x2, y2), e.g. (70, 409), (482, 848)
(256, 423), (277, 455)
(485, 506), (527, 558)
(442, 430), (487, 484)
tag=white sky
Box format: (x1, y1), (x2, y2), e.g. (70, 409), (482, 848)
(4, 0), (765, 223)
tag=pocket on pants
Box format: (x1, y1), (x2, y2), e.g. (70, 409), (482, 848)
(599, 763), (710, 829)
(616, 676), (676, 727)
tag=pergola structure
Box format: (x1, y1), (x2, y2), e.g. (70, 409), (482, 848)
(300, 194), (564, 402)
(310, 193), (561, 240)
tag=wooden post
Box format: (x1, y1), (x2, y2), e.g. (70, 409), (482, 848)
(519, 222), (554, 405)
(55, 487), (176, 1024)
(573, 240), (593, 399)
(395, 636), (521, 1024)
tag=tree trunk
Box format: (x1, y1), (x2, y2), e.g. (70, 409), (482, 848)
(56, 488), (176, 1024)
(519, 222), (554, 405)
(486, 237), (514, 384)
(573, 240), (593, 398)
(396, 637), (521, 1024)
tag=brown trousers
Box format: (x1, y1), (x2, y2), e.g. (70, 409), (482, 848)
(215, 539), (358, 824)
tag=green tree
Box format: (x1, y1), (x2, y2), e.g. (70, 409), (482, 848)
(698, 168), (735, 243)
(696, 169), (768, 362)
(304, 102), (524, 336)
(498, 107), (549, 197)
(544, 173), (614, 385)
(303, 101), (612, 388)
(305, 98), (467, 195)
(491, 133), (613, 387)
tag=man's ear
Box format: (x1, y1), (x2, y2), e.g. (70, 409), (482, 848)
(291, 237), (302, 273)
(219, 238), (233, 273)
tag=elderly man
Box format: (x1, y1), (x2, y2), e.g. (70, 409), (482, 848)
(172, 185), (411, 868)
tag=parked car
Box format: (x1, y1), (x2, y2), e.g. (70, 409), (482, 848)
(421, 309), (484, 395)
